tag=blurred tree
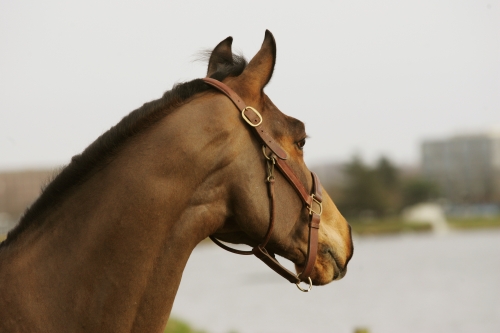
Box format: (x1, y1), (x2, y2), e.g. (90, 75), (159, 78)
(402, 178), (439, 207)
(331, 155), (440, 219)
(375, 156), (402, 214)
(338, 156), (389, 217)
(375, 156), (399, 189)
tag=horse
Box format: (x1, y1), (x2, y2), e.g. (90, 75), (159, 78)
(0, 31), (353, 333)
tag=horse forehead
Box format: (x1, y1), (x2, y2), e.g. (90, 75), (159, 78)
(271, 108), (306, 140)
(263, 95), (306, 138)
(285, 116), (306, 137)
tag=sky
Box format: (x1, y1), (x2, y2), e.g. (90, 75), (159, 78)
(0, 0), (499, 171)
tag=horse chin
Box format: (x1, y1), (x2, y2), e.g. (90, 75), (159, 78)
(294, 250), (347, 286)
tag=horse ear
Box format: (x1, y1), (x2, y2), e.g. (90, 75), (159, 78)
(238, 30), (277, 93)
(207, 36), (233, 77)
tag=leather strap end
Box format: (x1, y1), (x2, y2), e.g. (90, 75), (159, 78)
(311, 171), (323, 202)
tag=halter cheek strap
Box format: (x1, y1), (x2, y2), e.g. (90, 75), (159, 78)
(202, 77), (323, 290)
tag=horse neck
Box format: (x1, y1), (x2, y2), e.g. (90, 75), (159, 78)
(0, 98), (236, 332)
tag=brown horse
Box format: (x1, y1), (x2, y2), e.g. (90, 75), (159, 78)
(0, 31), (353, 333)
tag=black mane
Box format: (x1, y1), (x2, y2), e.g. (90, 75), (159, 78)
(1, 53), (247, 248)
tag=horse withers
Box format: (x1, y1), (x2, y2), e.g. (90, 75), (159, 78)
(0, 31), (353, 333)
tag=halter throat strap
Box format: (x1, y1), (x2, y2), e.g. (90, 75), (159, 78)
(202, 77), (323, 287)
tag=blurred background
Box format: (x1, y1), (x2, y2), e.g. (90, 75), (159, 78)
(1, 1), (499, 333)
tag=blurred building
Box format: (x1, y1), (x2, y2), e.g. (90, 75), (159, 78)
(422, 131), (500, 204)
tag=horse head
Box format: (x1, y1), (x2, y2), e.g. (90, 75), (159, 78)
(205, 31), (353, 286)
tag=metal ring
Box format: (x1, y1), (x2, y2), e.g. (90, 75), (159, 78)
(295, 277), (313, 292)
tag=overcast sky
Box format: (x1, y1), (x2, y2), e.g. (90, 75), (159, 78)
(1, 0), (499, 171)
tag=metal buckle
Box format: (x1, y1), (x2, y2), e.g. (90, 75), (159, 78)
(241, 106), (263, 127)
(308, 194), (323, 216)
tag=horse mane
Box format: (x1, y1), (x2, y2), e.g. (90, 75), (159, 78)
(1, 53), (247, 248)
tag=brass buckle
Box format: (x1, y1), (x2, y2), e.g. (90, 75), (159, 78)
(308, 194), (323, 216)
(241, 106), (263, 127)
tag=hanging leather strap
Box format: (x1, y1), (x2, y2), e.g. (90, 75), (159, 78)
(208, 173), (276, 255)
(251, 172), (322, 284)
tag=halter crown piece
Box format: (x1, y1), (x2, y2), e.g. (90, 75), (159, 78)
(202, 77), (323, 292)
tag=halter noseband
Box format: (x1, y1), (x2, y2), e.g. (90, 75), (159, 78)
(202, 78), (323, 292)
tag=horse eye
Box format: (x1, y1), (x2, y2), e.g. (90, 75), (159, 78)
(297, 138), (306, 150)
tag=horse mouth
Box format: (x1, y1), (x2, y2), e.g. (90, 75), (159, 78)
(294, 245), (346, 283)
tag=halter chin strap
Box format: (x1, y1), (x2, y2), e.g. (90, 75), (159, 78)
(202, 77), (323, 290)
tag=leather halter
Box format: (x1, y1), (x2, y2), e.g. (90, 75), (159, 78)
(202, 77), (323, 291)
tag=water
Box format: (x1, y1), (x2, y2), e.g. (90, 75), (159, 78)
(171, 230), (500, 333)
